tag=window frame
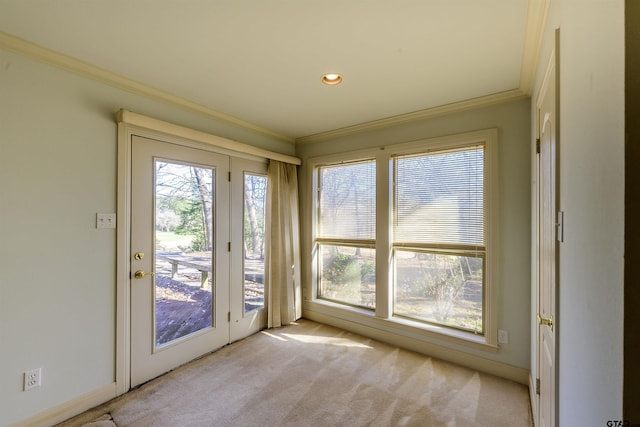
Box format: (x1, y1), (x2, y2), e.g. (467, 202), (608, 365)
(306, 129), (499, 350)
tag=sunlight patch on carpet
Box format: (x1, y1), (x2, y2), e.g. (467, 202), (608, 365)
(281, 333), (374, 349)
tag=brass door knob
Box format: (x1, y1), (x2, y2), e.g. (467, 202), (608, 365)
(537, 313), (554, 330)
(133, 270), (155, 279)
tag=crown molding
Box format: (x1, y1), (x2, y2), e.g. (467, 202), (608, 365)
(519, 0), (551, 95)
(0, 31), (295, 145)
(295, 89), (528, 144)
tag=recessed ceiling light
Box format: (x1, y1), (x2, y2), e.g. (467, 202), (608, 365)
(321, 73), (343, 85)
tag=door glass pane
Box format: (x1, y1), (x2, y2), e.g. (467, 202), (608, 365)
(154, 161), (214, 347)
(243, 173), (266, 313)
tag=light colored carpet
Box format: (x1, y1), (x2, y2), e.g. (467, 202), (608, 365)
(59, 320), (532, 427)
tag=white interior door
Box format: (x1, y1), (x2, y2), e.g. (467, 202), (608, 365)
(130, 135), (230, 387)
(230, 158), (268, 342)
(537, 47), (558, 427)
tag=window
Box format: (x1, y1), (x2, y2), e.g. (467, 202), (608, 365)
(316, 160), (376, 308)
(310, 129), (497, 346)
(393, 146), (485, 334)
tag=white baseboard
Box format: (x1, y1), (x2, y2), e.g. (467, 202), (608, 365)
(529, 372), (538, 426)
(9, 383), (117, 427)
(304, 310), (530, 385)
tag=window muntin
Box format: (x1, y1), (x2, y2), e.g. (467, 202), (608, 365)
(316, 160), (376, 309)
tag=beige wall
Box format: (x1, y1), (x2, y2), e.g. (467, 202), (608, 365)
(296, 97), (532, 370)
(0, 49), (293, 426)
(530, 0), (624, 424)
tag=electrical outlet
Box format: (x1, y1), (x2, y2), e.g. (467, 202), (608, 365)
(96, 213), (116, 229)
(24, 368), (42, 391)
(498, 329), (509, 344)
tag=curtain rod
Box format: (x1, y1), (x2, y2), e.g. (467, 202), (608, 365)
(116, 109), (301, 166)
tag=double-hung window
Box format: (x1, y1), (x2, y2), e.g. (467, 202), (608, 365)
(310, 129), (498, 346)
(316, 160), (377, 309)
(392, 145), (485, 333)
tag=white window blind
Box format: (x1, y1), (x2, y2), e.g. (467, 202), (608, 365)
(318, 160), (376, 241)
(394, 146), (484, 247)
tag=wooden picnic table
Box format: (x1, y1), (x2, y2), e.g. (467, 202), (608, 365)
(156, 253), (265, 288)
(157, 254), (212, 287)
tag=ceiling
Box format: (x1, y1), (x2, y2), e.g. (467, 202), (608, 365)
(0, 1), (545, 143)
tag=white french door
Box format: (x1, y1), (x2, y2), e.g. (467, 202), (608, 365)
(230, 158), (268, 341)
(130, 135), (267, 387)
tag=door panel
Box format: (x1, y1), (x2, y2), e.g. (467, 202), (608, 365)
(130, 135), (230, 387)
(540, 330), (554, 427)
(537, 47), (557, 427)
(230, 158), (268, 342)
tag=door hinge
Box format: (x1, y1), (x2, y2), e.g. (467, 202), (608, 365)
(536, 378), (541, 395)
(536, 138), (541, 154)
(556, 211), (564, 242)
(227, 242), (231, 252)
(228, 312), (231, 322)
(228, 171), (231, 182)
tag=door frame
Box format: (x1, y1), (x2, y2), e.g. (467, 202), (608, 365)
(115, 111), (300, 394)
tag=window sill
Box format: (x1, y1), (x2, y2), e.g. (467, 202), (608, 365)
(303, 298), (498, 353)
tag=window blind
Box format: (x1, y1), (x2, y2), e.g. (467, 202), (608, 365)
(318, 160), (376, 241)
(394, 146), (484, 247)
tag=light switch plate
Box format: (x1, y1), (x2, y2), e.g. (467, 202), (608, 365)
(97, 213), (116, 229)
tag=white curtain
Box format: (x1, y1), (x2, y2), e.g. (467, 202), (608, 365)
(265, 160), (302, 328)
